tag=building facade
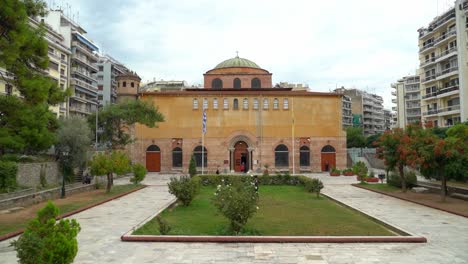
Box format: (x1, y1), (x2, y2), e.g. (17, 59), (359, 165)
(418, 0), (468, 127)
(335, 88), (385, 136)
(391, 74), (421, 128)
(96, 54), (128, 106)
(140, 80), (188, 92)
(123, 56), (346, 174)
(43, 10), (100, 117)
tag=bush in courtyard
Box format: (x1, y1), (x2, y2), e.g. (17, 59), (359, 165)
(12, 201), (81, 264)
(305, 178), (324, 198)
(213, 179), (259, 234)
(387, 171), (417, 189)
(188, 155), (197, 177)
(156, 216), (171, 235)
(131, 163), (147, 184)
(0, 161), (17, 191)
(168, 176), (199, 206)
(352, 161), (368, 177)
(369, 170), (375, 178)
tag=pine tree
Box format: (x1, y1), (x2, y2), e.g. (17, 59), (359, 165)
(0, 0), (68, 154)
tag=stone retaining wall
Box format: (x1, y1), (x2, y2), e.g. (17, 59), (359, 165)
(0, 183), (96, 210)
(16, 162), (59, 188)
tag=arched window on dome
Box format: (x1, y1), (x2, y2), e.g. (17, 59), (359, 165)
(212, 78), (223, 89)
(233, 98), (239, 110)
(234, 78), (241, 89)
(251, 78), (261, 89)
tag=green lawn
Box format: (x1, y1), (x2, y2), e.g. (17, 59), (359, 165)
(0, 184), (142, 236)
(134, 186), (396, 236)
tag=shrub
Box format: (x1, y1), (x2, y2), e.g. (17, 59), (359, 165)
(369, 170), (375, 178)
(387, 171), (417, 189)
(156, 216), (171, 235)
(167, 176), (199, 206)
(0, 161), (17, 191)
(305, 178), (324, 198)
(188, 155), (197, 177)
(213, 179), (258, 234)
(352, 161), (368, 177)
(131, 163), (147, 184)
(12, 201), (81, 264)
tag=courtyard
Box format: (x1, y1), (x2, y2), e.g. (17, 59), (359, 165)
(0, 173), (467, 264)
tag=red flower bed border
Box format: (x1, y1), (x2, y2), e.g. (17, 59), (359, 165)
(343, 172), (355, 176)
(0, 185), (147, 242)
(329, 172), (341, 176)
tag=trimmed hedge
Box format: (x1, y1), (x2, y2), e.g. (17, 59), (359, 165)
(0, 161), (18, 191)
(194, 174), (324, 198)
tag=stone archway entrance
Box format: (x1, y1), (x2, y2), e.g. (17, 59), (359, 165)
(233, 141), (249, 172)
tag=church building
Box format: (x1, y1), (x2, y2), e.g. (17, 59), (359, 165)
(118, 56), (346, 173)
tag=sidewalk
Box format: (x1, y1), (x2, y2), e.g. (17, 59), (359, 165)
(0, 173), (467, 264)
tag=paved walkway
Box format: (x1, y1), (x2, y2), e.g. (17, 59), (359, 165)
(0, 173), (467, 264)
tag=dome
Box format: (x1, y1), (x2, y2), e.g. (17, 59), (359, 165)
(214, 56), (261, 69)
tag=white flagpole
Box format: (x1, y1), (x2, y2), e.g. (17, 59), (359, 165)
(202, 106), (206, 175)
(292, 97), (295, 175)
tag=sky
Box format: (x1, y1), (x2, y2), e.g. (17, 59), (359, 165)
(51, 0), (455, 109)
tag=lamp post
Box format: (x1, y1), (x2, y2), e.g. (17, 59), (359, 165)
(95, 100), (100, 150)
(61, 149), (69, 199)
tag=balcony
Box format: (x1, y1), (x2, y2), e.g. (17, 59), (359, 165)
(406, 104), (420, 109)
(434, 47), (457, 62)
(72, 67), (96, 82)
(436, 66), (458, 80)
(407, 112), (421, 118)
(433, 29), (457, 46)
(392, 106), (397, 111)
(422, 109), (438, 116)
(48, 51), (60, 60)
(421, 75), (436, 84)
(72, 54), (99, 72)
(438, 105), (460, 115)
(438, 85), (459, 97)
(391, 98), (397, 103)
(72, 41), (99, 61)
(391, 91), (396, 96)
(420, 57), (436, 68)
(419, 42), (434, 52)
(406, 96), (420, 101)
(71, 78), (97, 94)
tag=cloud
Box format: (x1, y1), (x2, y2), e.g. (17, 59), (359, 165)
(67, 0), (447, 109)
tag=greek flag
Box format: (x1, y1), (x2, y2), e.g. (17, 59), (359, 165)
(202, 108), (207, 134)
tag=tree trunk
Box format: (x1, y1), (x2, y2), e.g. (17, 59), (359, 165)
(440, 170), (447, 202)
(399, 165), (406, 193)
(106, 173), (112, 193)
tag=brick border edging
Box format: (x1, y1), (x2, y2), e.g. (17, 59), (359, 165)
(352, 184), (468, 218)
(120, 235), (427, 243)
(0, 185), (147, 242)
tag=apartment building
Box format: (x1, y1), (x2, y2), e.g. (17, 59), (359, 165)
(391, 74), (421, 128)
(1, 17), (71, 117)
(342, 95), (353, 128)
(383, 109), (393, 130)
(43, 10), (100, 117)
(417, 0), (468, 127)
(96, 55), (129, 105)
(335, 87), (385, 136)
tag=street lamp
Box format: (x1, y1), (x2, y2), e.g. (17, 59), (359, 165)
(61, 148), (69, 199)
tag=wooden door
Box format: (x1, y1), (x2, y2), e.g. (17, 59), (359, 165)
(234, 141), (248, 172)
(321, 153), (336, 172)
(146, 152), (161, 172)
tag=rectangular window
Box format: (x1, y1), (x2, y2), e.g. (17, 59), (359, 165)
(243, 98), (248, 109)
(253, 98), (259, 110)
(283, 98), (289, 109)
(203, 98), (208, 109)
(193, 98), (199, 109)
(98, 66), (103, 71)
(213, 98), (218, 109)
(97, 75), (103, 81)
(49, 61), (59, 71)
(223, 98), (228, 109)
(98, 85), (103, 91)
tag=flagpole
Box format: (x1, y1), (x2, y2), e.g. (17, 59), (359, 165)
(292, 97), (295, 175)
(202, 106), (206, 175)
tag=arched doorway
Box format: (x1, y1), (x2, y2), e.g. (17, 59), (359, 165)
(321, 145), (336, 172)
(146, 145), (161, 172)
(234, 141), (249, 172)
